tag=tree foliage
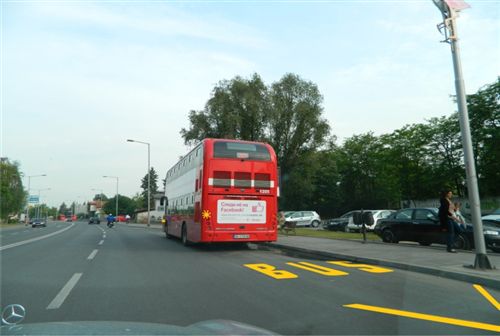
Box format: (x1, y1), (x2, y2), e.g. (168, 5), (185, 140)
(180, 75), (499, 218)
(103, 195), (137, 216)
(140, 167), (159, 209)
(0, 160), (26, 220)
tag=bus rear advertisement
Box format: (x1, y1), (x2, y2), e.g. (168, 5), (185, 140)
(162, 138), (278, 245)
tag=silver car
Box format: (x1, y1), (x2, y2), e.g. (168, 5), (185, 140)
(284, 211), (321, 228)
(346, 210), (395, 232)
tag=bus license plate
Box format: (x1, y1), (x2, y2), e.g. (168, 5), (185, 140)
(234, 234), (250, 239)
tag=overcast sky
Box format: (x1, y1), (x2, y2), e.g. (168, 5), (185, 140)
(2, 0), (498, 208)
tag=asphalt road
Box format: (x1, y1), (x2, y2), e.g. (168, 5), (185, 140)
(1, 221), (499, 335)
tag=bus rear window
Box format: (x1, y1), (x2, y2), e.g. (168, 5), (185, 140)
(213, 141), (271, 161)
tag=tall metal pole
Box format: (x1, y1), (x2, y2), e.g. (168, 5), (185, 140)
(25, 174), (46, 225)
(127, 139), (151, 227)
(116, 177), (119, 219)
(147, 143), (150, 227)
(433, 0), (492, 269)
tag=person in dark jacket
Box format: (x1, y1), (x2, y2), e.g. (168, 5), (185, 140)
(438, 189), (460, 253)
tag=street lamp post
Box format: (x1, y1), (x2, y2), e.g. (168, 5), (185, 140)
(127, 139), (151, 227)
(25, 174), (47, 225)
(432, 0), (492, 269)
(103, 176), (119, 218)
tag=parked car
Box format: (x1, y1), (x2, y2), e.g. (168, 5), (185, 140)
(374, 208), (500, 252)
(482, 219), (500, 253)
(346, 210), (395, 232)
(30, 218), (46, 228)
(323, 211), (355, 231)
(88, 217), (100, 224)
(483, 209), (500, 221)
(324, 210), (394, 232)
(284, 211), (321, 227)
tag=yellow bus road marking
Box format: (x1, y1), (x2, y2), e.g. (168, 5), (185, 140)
(244, 263), (298, 280)
(473, 284), (500, 311)
(286, 262), (348, 276)
(344, 303), (500, 333)
(328, 261), (393, 273)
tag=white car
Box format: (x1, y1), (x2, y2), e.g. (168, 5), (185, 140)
(284, 211), (321, 228)
(482, 209), (500, 221)
(346, 210), (395, 232)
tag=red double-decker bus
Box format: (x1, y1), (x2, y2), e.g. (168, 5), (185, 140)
(162, 138), (278, 245)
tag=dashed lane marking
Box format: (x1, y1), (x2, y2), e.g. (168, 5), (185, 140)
(98, 240), (104, 245)
(46, 273), (82, 310)
(473, 284), (500, 311)
(87, 249), (98, 260)
(344, 303), (500, 333)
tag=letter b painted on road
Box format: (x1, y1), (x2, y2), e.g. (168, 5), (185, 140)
(244, 263), (298, 280)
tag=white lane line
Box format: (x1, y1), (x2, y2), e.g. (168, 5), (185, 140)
(98, 240), (104, 245)
(10, 232), (19, 235)
(23, 230), (29, 233)
(46, 273), (82, 310)
(0, 223), (75, 251)
(103, 235), (106, 239)
(87, 249), (98, 260)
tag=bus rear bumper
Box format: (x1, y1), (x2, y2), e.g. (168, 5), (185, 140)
(205, 231), (277, 242)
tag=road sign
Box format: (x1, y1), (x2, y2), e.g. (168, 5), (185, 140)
(28, 195), (40, 204)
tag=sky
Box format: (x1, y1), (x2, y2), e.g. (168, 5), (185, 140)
(1, 0), (499, 208)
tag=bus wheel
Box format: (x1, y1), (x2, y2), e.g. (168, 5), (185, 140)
(181, 224), (190, 246)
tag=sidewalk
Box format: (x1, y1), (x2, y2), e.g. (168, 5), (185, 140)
(266, 235), (500, 290)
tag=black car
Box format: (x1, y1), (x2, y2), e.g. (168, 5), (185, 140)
(88, 217), (100, 224)
(30, 218), (47, 228)
(374, 208), (500, 252)
(323, 218), (349, 232)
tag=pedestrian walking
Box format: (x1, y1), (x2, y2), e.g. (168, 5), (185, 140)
(278, 211), (285, 232)
(438, 190), (460, 253)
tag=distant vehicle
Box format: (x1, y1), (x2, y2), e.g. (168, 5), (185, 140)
(346, 210), (395, 232)
(88, 217), (100, 224)
(374, 208), (500, 252)
(65, 218), (72, 222)
(483, 209), (500, 221)
(284, 211), (321, 228)
(30, 218), (46, 228)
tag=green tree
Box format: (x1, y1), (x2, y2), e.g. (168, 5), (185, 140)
(267, 73), (331, 174)
(141, 167), (159, 209)
(181, 73), (269, 145)
(58, 202), (68, 216)
(0, 160), (26, 221)
(466, 78), (500, 196)
(103, 195), (136, 216)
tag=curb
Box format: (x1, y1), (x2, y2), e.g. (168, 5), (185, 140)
(263, 242), (500, 291)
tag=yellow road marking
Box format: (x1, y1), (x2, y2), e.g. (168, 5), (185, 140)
(286, 262), (348, 276)
(244, 263), (298, 280)
(473, 284), (500, 311)
(327, 261), (393, 273)
(344, 303), (500, 333)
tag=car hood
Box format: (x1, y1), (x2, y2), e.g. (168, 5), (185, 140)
(0, 320), (277, 335)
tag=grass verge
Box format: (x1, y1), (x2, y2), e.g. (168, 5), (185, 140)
(279, 228), (381, 241)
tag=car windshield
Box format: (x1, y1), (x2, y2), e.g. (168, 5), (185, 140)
(2, 2), (498, 336)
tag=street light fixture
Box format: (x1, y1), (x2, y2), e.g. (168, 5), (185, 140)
(103, 176), (119, 218)
(432, 0), (492, 269)
(127, 139), (151, 227)
(25, 174), (47, 225)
